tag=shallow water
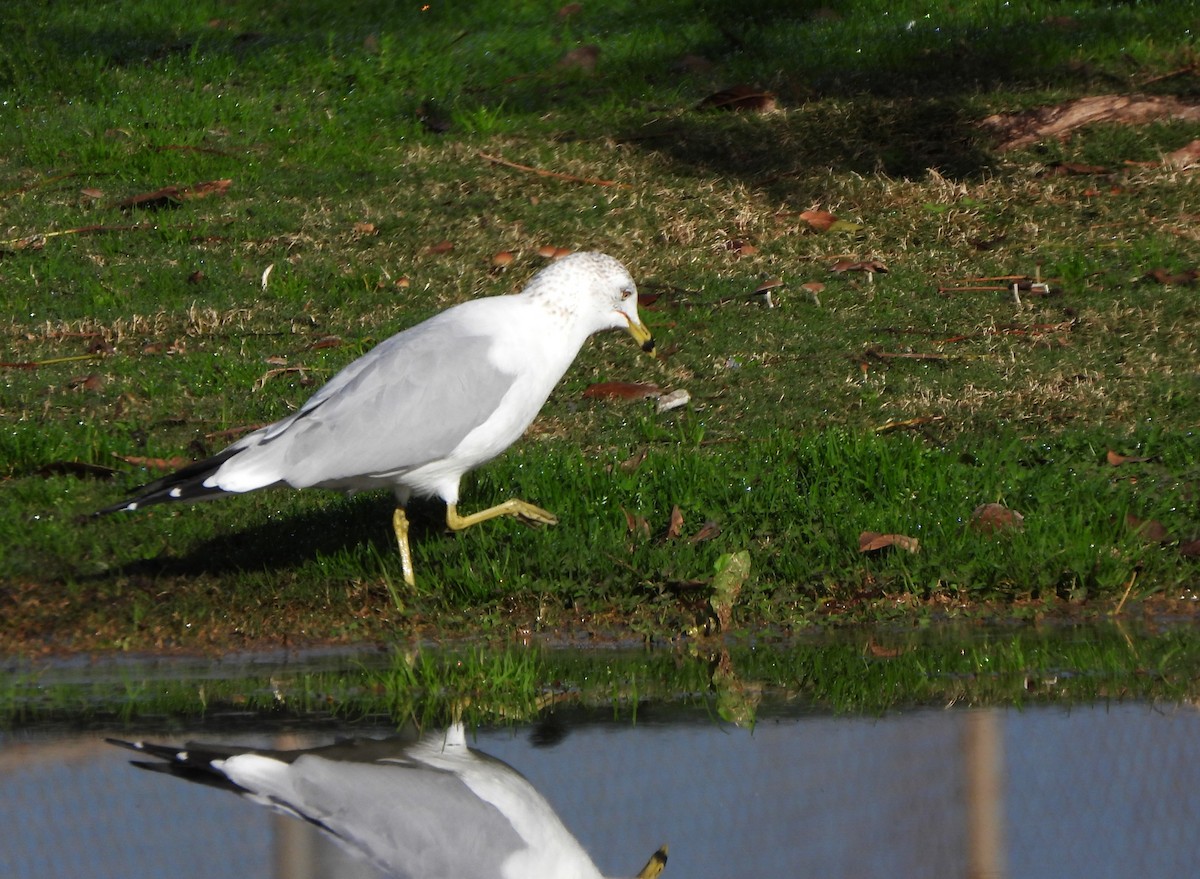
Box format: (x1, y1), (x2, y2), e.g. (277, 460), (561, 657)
(3, 700), (1199, 879)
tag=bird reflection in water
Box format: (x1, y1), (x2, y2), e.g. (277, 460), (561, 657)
(109, 723), (667, 879)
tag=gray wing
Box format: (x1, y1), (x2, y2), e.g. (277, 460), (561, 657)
(243, 755), (526, 879)
(243, 318), (517, 487)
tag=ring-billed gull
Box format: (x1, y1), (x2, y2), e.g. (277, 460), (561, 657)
(99, 252), (653, 585)
(108, 724), (669, 879)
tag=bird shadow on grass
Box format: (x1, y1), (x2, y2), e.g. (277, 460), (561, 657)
(94, 494), (444, 581)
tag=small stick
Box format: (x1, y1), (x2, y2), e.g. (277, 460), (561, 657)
(1112, 569), (1138, 616)
(478, 152), (629, 188)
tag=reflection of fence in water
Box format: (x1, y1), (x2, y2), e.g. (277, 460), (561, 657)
(2, 706), (1200, 879)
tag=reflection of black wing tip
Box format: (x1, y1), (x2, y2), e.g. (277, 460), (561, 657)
(95, 447), (242, 515)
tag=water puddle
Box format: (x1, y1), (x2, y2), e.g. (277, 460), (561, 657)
(3, 698), (1199, 878)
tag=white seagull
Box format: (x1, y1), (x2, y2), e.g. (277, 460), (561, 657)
(99, 252), (654, 585)
(108, 724), (668, 879)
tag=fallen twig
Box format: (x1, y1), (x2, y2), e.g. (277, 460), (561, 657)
(477, 152), (629, 188)
(1, 223), (157, 249)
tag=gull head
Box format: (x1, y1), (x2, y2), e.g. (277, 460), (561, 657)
(525, 252), (655, 353)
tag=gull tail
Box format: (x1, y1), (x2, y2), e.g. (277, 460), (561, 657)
(95, 447), (242, 514)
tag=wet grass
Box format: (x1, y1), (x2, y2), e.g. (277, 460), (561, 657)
(3, 622), (1198, 730)
(1, 0), (1199, 652)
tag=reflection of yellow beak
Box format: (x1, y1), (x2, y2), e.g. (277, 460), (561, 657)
(623, 314), (656, 354)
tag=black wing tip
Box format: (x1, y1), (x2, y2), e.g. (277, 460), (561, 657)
(95, 447), (242, 515)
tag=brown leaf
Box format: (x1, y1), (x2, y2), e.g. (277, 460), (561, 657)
(831, 258), (888, 274)
(970, 503), (1025, 535)
(1127, 514), (1170, 543)
(353, 222), (378, 236)
(618, 447), (648, 473)
(559, 45), (600, 71)
(866, 641), (906, 658)
(688, 521), (722, 543)
(1164, 138), (1200, 170)
(799, 209), (839, 231)
(187, 270), (205, 284)
(582, 381), (661, 401)
(1180, 537), (1200, 558)
(1043, 161), (1110, 176)
(1145, 267), (1199, 285)
(309, 335), (343, 350)
(1106, 449), (1152, 466)
(980, 95), (1200, 151)
(66, 373), (104, 392)
(115, 454), (193, 472)
(116, 178), (232, 210)
(80, 188), (105, 199)
(858, 531), (920, 553)
(621, 506), (651, 538)
(665, 505), (685, 540)
(727, 239), (757, 256)
(697, 84), (778, 113)
(426, 239), (455, 255)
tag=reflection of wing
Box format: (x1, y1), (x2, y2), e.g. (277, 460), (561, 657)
(109, 725), (665, 879)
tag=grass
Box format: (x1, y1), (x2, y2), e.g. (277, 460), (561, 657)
(1, 0), (1199, 653)
(3, 622), (1198, 730)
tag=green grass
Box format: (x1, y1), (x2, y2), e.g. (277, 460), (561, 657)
(1, 0), (1198, 652)
(3, 623), (1198, 729)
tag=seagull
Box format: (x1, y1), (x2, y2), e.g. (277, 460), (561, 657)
(98, 252), (654, 585)
(108, 724), (668, 879)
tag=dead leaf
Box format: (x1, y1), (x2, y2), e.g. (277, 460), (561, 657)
(80, 188), (104, 199)
(1106, 449), (1152, 466)
(666, 505), (684, 540)
(426, 239), (454, 255)
(831, 258), (888, 274)
(858, 531), (920, 553)
(970, 503), (1025, 535)
(1127, 514), (1170, 544)
(66, 373), (104, 393)
(1180, 537), (1200, 558)
(582, 381), (661, 401)
(559, 45), (599, 71)
(797, 209), (860, 233)
(727, 239), (757, 256)
(309, 336), (343, 350)
(115, 454), (192, 472)
(1043, 161), (1110, 176)
(1164, 138), (1200, 170)
(698, 85), (777, 113)
(866, 641), (906, 658)
(353, 222), (378, 236)
(980, 94), (1200, 151)
(187, 270), (205, 284)
(688, 521), (722, 543)
(618, 447), (648, 473)
(1145, 267), (1199, 285)
(621, 506), (651, 538)
(116, 178), (232, 210)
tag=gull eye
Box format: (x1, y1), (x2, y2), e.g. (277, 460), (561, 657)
(620, 289), (633, 301)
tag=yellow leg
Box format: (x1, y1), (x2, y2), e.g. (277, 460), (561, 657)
(392, 507), (417, 587)
(445, 499), (558, 531)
